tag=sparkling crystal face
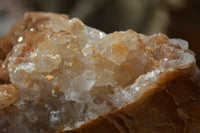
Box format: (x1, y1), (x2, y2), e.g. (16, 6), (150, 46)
(0, 12), (195, 132)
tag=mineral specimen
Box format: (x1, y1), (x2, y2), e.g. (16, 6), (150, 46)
(0, 12), (200, 133)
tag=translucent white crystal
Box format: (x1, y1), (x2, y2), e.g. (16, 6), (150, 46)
(50, 110), (61, 124)
(170, 38), (189, 49)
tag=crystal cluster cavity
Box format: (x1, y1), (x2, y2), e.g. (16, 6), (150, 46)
(0, 12), (199, 133)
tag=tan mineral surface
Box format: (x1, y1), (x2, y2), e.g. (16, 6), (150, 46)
(0, 12), (200, 133)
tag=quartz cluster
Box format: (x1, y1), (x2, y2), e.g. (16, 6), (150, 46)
(0, 12), (200, 133)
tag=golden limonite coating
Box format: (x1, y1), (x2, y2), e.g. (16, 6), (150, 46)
(0, 12), (200, 133)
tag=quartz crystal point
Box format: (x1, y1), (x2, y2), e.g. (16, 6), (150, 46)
(0, 12), (200, 133)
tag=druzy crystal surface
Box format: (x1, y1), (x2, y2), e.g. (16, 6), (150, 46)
(0, 12), (199, 133)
